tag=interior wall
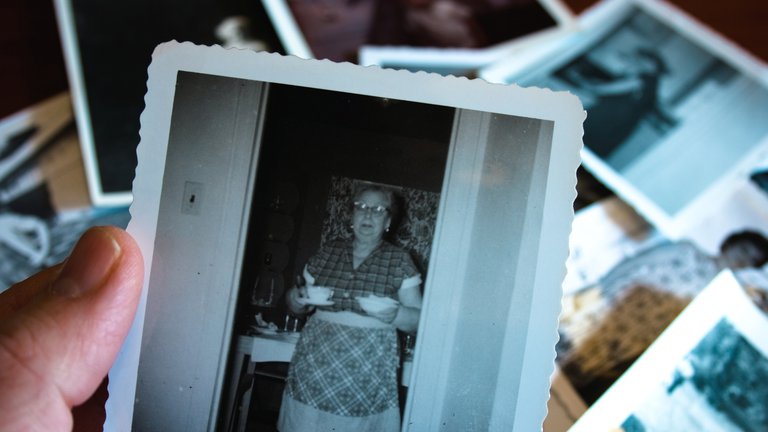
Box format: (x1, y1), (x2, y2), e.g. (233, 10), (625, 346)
(134, 72), (263, 431)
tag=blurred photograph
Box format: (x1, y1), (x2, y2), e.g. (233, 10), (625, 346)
(263, 0), (573, 66)
(569, 271), (768, 431)
(53, 0), (279, 206)
(481, 0), (768, 239)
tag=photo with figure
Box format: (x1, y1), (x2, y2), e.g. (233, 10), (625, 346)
(482, 0), (768, 236)
(622, 319), (768, 431)
(224, 82), (452, 431)
(567, 271), (768, 432)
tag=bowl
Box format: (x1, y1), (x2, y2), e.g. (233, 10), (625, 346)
(306, 286), (334, 302)
(356, 295), (399, 314)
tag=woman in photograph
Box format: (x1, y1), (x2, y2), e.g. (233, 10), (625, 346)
(564, 47), (678, 158)
(278, 185), (422, 432)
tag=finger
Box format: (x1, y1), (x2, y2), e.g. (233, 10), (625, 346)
(0, 264), (63, 317)
(0, 226), (144, 431)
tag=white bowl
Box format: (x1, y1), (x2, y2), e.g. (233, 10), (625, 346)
(356, 295), (399, 314)
(306, 286), (334, 302)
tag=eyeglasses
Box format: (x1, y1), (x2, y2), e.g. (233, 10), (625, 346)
(353, 201), (389, 217)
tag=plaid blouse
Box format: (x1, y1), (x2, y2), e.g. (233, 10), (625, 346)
(305, 239), (420, 314)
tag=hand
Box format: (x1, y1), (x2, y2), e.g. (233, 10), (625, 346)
(0, 226), (144, 431)
(287, 286), (314, 315)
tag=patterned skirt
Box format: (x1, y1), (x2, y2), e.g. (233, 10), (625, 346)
(283, 315), (399, 420)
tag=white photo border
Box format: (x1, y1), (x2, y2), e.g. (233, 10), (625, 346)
(52, 0), (134, 207)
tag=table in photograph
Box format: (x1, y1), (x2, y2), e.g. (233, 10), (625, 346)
(223, 332), (298, 432)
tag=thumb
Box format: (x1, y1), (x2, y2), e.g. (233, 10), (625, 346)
(0, 226), (144, 431)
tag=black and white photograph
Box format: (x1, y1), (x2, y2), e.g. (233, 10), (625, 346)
(480, 0), (768, 239)
(262, 0), (574, 69)
(569, 270), (768, 431)
(53, 0), (282, 206)
(109, 42), (584, 431)
(621, 319), (768, 431)
(219, 83), (451, 431)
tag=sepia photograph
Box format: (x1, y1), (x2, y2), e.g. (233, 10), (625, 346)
(568, 270), (768, 431)
(480, 0), (768, 240)
(109, 42), (584, 431)
(218, 82), (452, 431)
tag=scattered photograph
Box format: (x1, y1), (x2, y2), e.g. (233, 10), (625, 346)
(480, 0), (768, 239)
(568, 270), (768, 431)
(621, 319), (768, 431)
(53, 0), (282, 206)
(558, 217), (768, 404)
(563, 195), (663, 295)
(262, 0), (575, 70)
(0, 92), (72, 185)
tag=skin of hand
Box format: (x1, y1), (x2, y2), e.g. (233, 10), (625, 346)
(286, 286), (314, 316)
(0, 226), (144, 432)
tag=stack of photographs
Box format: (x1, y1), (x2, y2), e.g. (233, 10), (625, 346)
(480, 0), (768, 245)
(474, 0), (768, 429)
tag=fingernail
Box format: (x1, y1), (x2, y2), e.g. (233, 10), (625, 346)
(51, 227), (122, 298)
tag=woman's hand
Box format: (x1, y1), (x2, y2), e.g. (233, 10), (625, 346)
(286, 286), (313, 316)
(392, 285), (423, 333)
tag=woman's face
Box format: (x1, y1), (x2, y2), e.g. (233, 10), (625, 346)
(351, 190), (392, 242)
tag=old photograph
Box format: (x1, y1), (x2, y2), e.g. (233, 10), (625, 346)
(218, 82), (452, 431)
(110, 42), (584, 431)
(262, 0), (574, 66)
(480, 0), (768, 239)
(53, 0), (281, 206)
(569, 270), (768, 431)
(621, 319), (768, 431)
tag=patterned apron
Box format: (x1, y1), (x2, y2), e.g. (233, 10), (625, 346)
(285, 316), (399, 417)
